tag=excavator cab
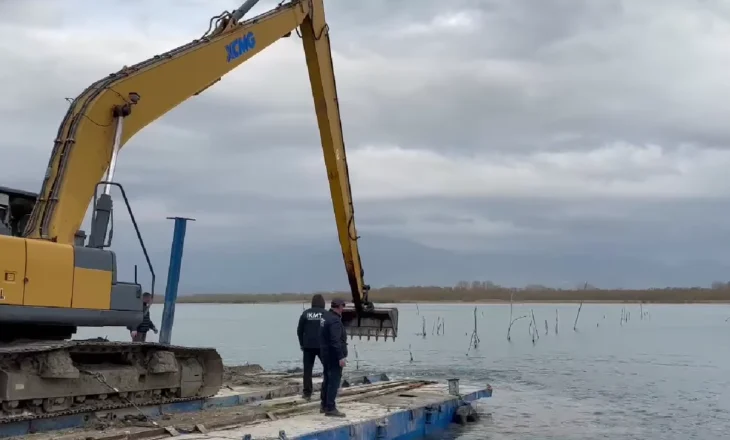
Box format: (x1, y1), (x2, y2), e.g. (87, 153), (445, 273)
(0, 195), (9, 237)
(0, 185), (37, 237)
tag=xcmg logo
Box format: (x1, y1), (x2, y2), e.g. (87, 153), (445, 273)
(225, 31), (256, 62)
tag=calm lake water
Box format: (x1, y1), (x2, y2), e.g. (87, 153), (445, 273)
(77, 302), (730, 439)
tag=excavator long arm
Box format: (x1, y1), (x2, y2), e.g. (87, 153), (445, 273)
(23, 0), (397, 339)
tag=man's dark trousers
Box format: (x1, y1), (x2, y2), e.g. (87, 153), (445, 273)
(302, 348), (321, 398)
(320, 358), (343, 411)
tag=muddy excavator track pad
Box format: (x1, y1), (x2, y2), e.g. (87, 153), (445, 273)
(0, 339), (223, 422)
(341, 306), (398, 341)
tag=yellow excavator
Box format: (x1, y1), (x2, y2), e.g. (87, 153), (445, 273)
(0, 0), (398, 419)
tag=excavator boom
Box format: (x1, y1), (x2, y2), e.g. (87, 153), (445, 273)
(299, 2), (398, 340)
(22, 0), (397, 339)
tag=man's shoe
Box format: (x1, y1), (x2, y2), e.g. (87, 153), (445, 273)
(325, 409), (346, 418)
(320, 407), (325, 413)
(302, 394), (312, 402)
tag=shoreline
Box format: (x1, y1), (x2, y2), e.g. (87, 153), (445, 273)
(168, 299), (730, 305)
(162, 287), (730, 306)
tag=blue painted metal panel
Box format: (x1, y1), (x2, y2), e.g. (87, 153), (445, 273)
(203, 394), (241, 409)
(161, 399), (204, 414)
(31, 413), (94, 434)
(159, 216), (194, 345)
(289, 388), (492, 440)
(0, 422), (30, 438)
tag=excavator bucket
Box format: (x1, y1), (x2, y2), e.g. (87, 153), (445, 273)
(341, 305), (399, 341)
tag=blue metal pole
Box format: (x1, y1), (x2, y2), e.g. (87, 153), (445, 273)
(159, 216), (195, 345)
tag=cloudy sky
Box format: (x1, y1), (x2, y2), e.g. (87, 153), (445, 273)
(3, 0), (730, 294)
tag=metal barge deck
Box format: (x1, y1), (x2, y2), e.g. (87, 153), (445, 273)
(197, 381), (491, 440)
(14, 370), (492, 440)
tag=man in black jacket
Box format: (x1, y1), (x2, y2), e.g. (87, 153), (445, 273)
(129, 292), (157, 342)
(319, 298), (348, 417)
(296, 294), (326, 400)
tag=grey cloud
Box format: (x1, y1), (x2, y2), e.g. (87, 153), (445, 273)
(3, 0), (730, 293)
(105, 195), (730, 293)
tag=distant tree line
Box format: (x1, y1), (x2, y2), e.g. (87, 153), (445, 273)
(170, 280), (730, 304)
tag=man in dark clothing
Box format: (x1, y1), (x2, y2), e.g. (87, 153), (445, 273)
(128, 292), (157, 342)
(319, 298), (348, 417)
(297, 294), (326, 400)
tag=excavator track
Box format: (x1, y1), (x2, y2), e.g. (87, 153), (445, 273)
(0, 339), (223, 423)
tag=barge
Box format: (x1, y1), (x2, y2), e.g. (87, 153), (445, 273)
(13, 368), (492, 440)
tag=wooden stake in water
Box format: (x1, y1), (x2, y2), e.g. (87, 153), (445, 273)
(472, 307), (480, 347)
(354, 344), (360, 370)
(573, 301), (583, 331)
(432, 317), (445, 336)
(466, 307), (481, 355)
(416, 317), (427, 338)
(508, 313), (528, 341)
(530, 309), (539, 344)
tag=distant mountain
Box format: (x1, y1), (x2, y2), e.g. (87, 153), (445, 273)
(114, 234), (730, 294)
